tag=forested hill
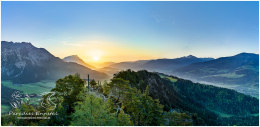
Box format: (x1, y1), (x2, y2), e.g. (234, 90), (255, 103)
(114, 70), (259, 126)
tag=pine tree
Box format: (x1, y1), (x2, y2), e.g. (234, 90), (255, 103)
(108, 78), (130, 101)
(70, 93), (117, 126)
(51, 73), (85, 114)
(117, 106), (134, 126)
(164, 111), (193, 126)
(102, 80), (110, 97)
(139, 85), (164, 125)
(90, 79), (97, 91)
(124, 85), (164, 126)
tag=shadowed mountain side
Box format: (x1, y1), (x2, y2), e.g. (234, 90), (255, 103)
(108, 60), (151, 70)
(97, 66), (122, 79)
(104, 55), (214, 74)
(138, 55), (214, 72)
(44, 57), (109, 81)
(98, 62), (116, 68)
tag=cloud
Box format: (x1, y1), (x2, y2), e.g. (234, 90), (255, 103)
(62, 41), (86, 47)
(48, 38), (58, 41)
(64, 43), (84, 47)
(151, 15), (165, 23)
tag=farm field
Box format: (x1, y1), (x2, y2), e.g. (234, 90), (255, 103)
(159, 74), (178, 82)
(1, 80), (56, 94)
(1, 104), (11, 114)
(1, 80), (57, 114)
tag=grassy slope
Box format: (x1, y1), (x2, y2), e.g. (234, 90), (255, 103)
(1, 104), (11, 114)
(1, 80), (56, 94)
(159, 75), (178, 82)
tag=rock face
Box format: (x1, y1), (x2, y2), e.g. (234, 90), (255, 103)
(1, 41), (108, 83)
(63, 55), (96, 70)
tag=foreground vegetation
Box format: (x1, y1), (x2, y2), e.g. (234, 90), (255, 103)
(1, 73), (192, 126)
(1, 70), (259, 126)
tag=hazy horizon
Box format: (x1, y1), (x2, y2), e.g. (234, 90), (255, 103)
(1, 1), (259, 65)
(3, 40), (259, 67)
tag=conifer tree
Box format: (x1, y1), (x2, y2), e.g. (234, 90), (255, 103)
(117, 106), (134, 126)
(70, 93), (117, 126)
(51, 73), (85, 114)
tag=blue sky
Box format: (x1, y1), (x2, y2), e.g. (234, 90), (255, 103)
(1, 1), (259, 63)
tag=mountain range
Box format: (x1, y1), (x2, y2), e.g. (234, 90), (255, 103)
(97, 53), (258, 97)
(1, 41), (258, 97)
(137, 55), (214, 72)
(1, 41), (108, 83)
(173, 53), (259, 83)
(99, 55), (214, 75)
(172, 53), (259, 97)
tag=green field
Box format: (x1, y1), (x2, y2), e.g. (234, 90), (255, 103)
(159, 75), (178, 83)
(1, 80), (56, 94)
(1, 104), (11, 114)
(202, 72), (245, 79)
(1, 80), (57, 114)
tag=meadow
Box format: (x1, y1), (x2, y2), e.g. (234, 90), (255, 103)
(1, 80), (56, 94)
(159, 74), (178, 82)
(1, 80), (56, 114)
(1, 104), (11, 114)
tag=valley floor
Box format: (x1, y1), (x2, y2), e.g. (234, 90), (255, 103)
(1, 80), (56, 114)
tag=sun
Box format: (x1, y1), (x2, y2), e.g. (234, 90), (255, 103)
(92, 56), (99, 61)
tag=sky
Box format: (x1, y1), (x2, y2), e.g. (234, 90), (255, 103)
(1, 1), (259, 65)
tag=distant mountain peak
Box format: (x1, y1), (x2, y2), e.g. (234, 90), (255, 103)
(187, 55), (197, 58)
(63, 55), (80, 60)
(69, 54), (78, 57)
(235, 52), (258, 56)
(63, 55), (96, 69)
(182, 55), (197, 59)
